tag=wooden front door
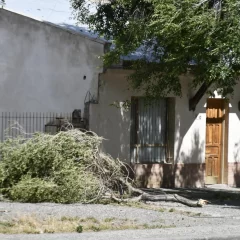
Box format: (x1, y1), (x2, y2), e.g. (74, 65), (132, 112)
(205, 99), (225, 184)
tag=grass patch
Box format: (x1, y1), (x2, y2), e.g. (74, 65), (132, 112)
(117, 202), (166, 213)
(114, 201), (207, 219)
(192, 212), (202, 217)
(163, 208), (207, 218)
(104, 217), (116, 222)
(0, 215), (174, 234)
(169, 208), (175, 212)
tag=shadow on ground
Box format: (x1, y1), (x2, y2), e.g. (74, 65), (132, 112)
(141, 186), (240, 207)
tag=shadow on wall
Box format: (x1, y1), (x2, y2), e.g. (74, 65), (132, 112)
(134, 131), (205, 188)
(134, 164), (165, 189)
(95, 84), (207, 188)
(233, 162), (240, 187)
(174, 131), (205, 188)
(134, 112), (205, 189)
(231, 107), (240, 187)
(233, 139), (240, 187)
(172, 96), (206, 188)
(95, 102), (131, 161)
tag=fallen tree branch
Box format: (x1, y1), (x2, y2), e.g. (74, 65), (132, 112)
(142, 193), (209, 207)
(118, 178), (209, 207)
(103, 192), (143, 203)
(105, 191), (209, 207)
(173, 194), (210, 207)
(119, 177), (144, 195)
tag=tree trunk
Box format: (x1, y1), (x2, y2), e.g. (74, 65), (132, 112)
(141, 193), (209, 207)
(115, 178), (210, 207)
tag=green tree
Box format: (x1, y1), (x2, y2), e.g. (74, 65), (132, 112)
(71, 0), (240, 103)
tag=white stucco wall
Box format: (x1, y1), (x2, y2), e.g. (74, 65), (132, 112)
(0, 9), (105, 113)
(174, 79), (207, 164)
(90, 69), (240, 168)
(89, 69), (207, 163)
(90, 69), (137, 161)
(227, 82), (240, 163)
(176, 82), (240, 165)
(174, 82), (240, 165)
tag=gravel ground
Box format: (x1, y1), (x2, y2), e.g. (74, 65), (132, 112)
(1, 199), (240, 228)
(0, 202), (163, 225)
(2, 185), (240, 239)
(1, 225), (240, 240)
(1, 199), (240, 239)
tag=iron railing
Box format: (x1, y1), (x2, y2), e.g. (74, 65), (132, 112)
(0, 112), (80, 141)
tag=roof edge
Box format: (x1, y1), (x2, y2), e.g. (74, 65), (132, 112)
(0, 8), (108, 45)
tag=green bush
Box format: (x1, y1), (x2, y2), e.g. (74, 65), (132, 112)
(0, 129), (127, 203)
(76, 225), (83, 233)
(9, 176), (57, 203)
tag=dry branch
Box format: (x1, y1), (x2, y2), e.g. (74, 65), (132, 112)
(118, 177), (209, 207)
(106, 190), (209, 207)
(142, 193), (209, 207)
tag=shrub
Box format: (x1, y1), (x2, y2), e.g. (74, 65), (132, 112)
(76, 225), (83, 233)
(9, 176), (57, 203)
(0, 128), (128, 203)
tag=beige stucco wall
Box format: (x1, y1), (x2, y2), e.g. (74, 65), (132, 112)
(0, 9), (105, 113)
(89, 69), (137, 161)
(228, 82), (240, 163)
(90, 68), (240, 167)
(174, 79), (207, 164)
(89, 69), (206, 164)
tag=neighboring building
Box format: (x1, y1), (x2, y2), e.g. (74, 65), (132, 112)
(89, 68), (240, 188)
(0, 8), (109, 137)
(0, 8), (108, 113)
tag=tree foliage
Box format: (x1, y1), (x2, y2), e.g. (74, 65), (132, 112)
(71, 0), (240, 97)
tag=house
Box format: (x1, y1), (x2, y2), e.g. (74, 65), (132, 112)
(88, 67), (240, 188)
(0, 8), (108, 136)
(2, 5), (240, 189)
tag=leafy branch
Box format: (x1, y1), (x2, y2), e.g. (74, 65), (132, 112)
(71, 0), (240, 98)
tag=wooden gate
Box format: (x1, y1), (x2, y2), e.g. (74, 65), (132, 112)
(205, 99), (225, 184)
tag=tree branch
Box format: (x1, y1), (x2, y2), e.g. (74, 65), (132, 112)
(189, 82), (212, 111)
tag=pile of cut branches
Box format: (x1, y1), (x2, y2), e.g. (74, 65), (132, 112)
(0, 124), (208, 207)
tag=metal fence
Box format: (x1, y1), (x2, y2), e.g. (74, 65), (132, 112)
(0, 112), (80, 141)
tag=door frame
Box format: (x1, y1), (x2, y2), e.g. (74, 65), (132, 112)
(205, 98), (229, 185)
